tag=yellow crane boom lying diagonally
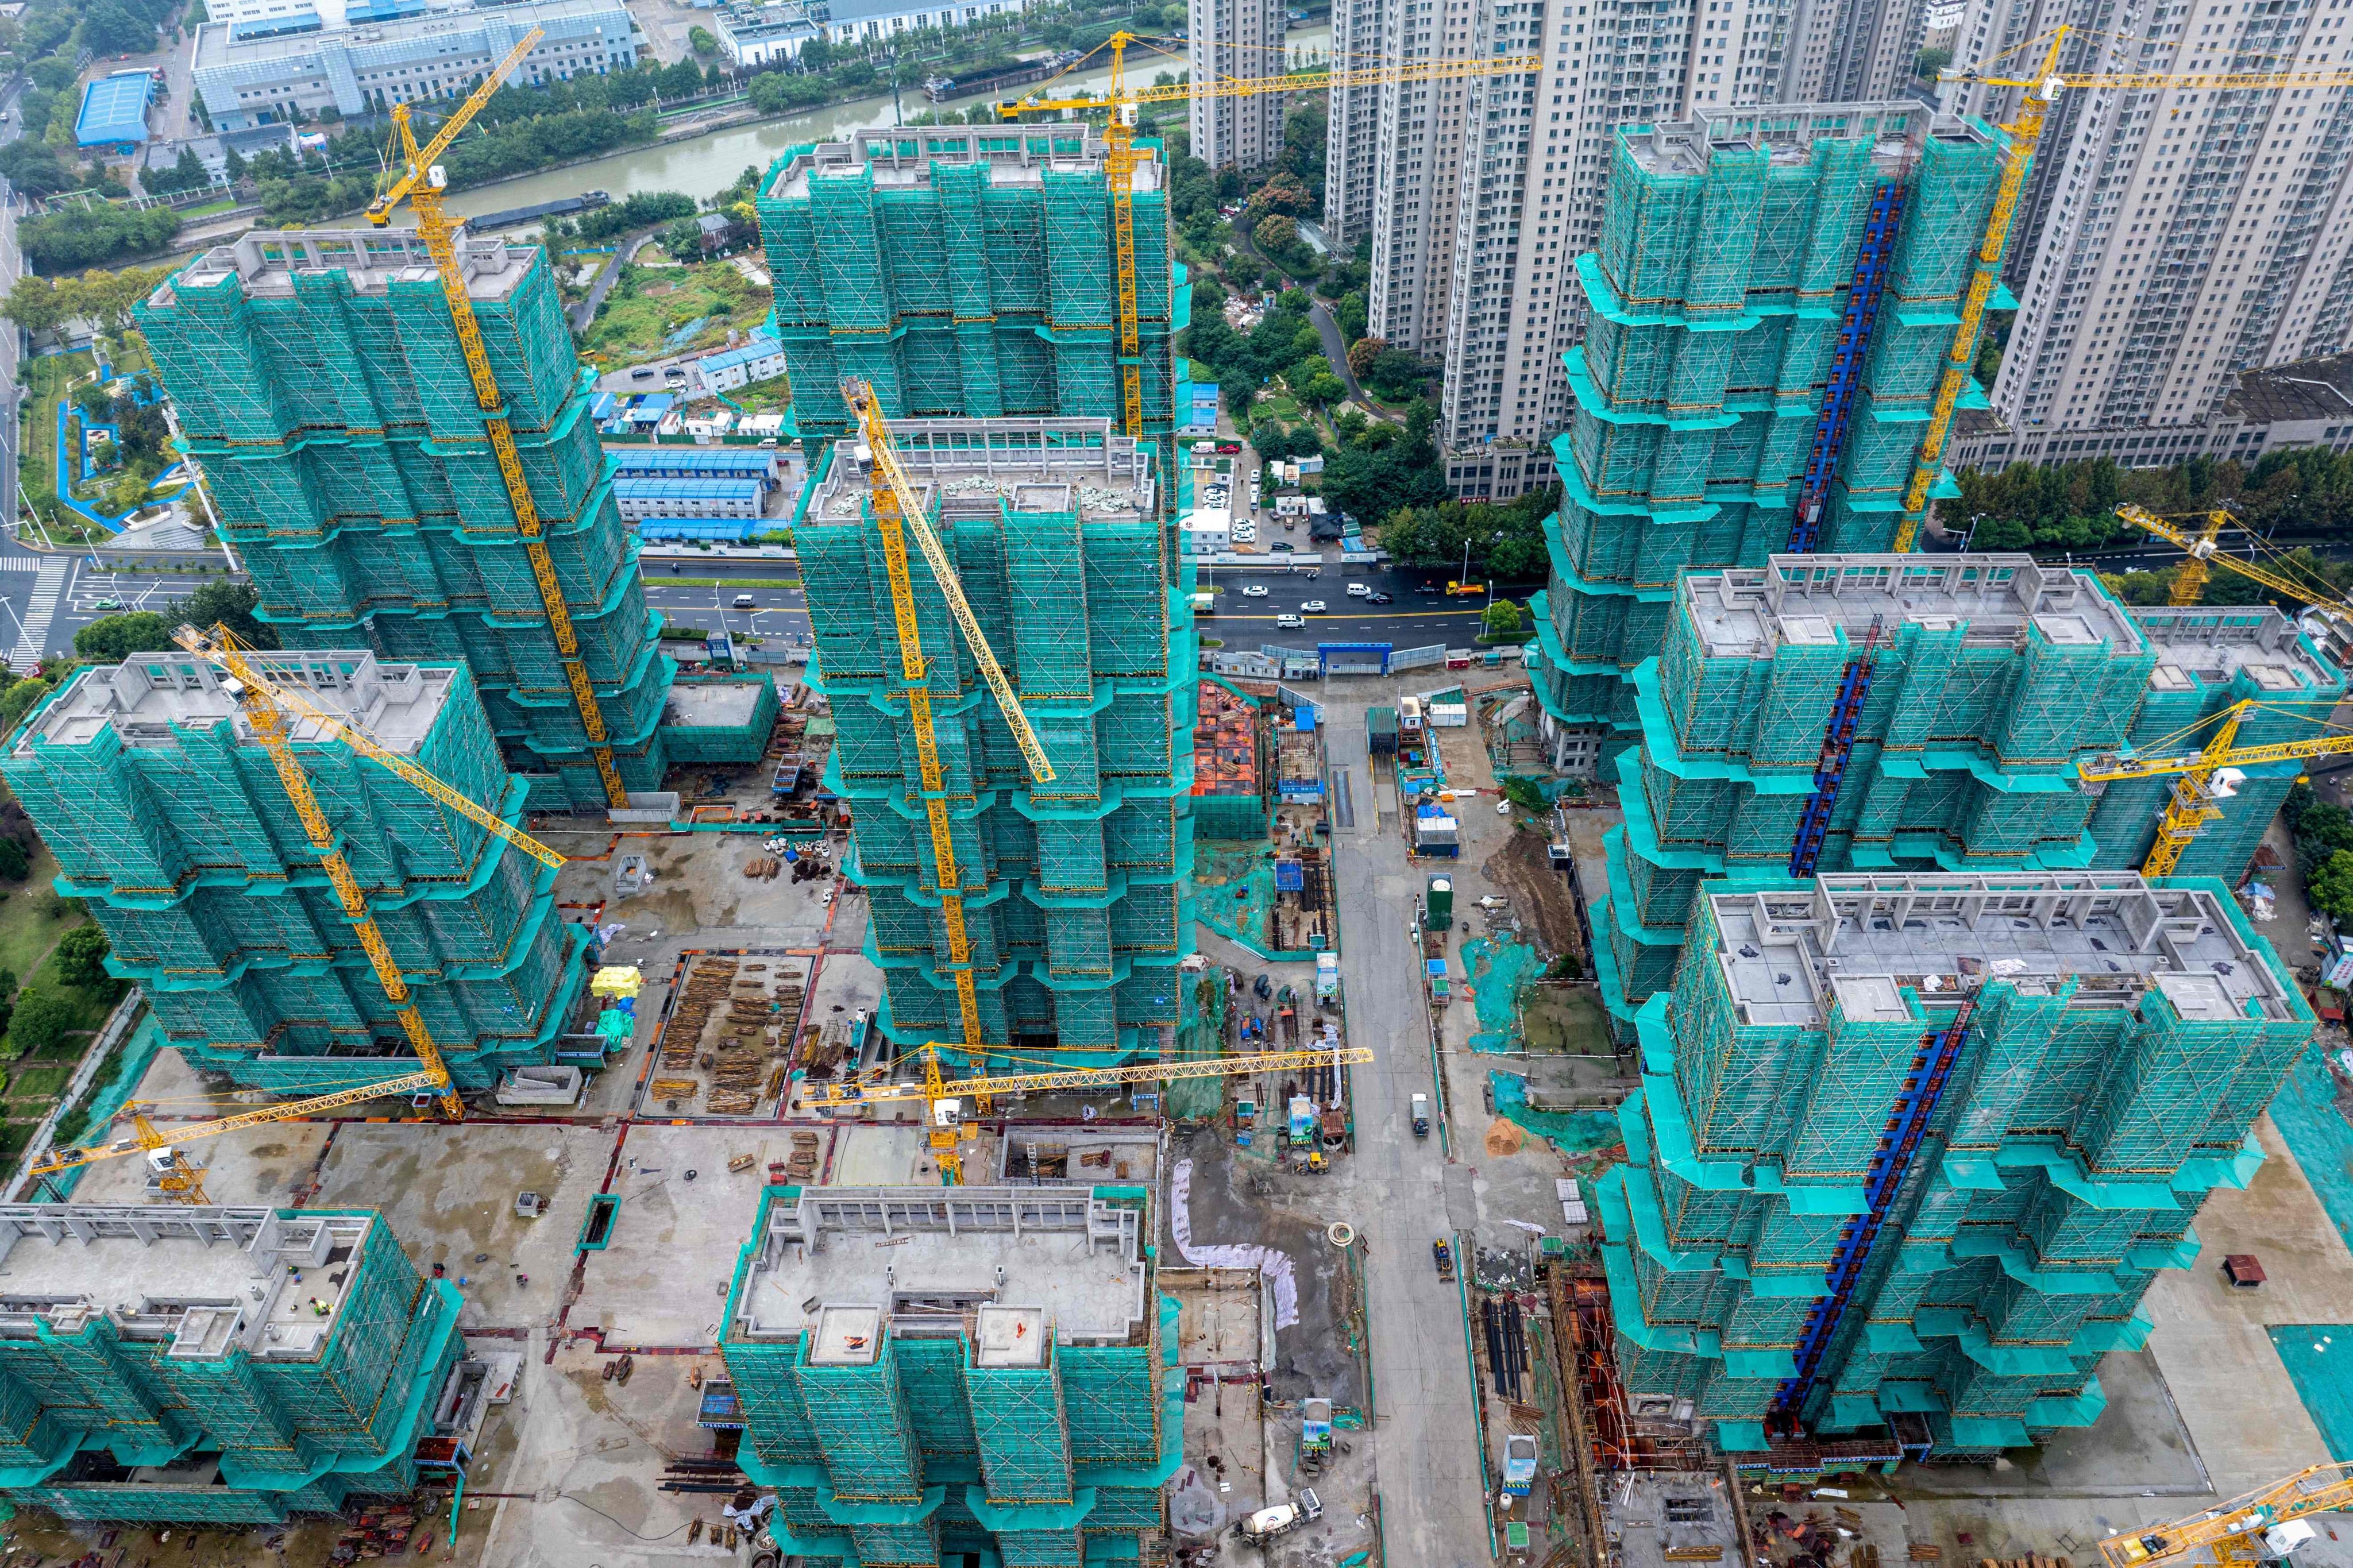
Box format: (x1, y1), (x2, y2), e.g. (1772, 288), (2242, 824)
(26, 1073), (443, 1180)
(363, 29), (631, 809)
(173, 627), (567, 872)
(1898, 35), (2353, 551)
(993, 36), (1538, 439)
(2100, 1462), (2353, 1568)
(805, 1045), (1376, 1109)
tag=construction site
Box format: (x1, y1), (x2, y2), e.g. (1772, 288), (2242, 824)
(7, 26), (2353, 1568)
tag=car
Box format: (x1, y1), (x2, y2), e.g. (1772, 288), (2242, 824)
(1216, 442), (1242, 454)
(631, 367), (657, 380)
(1271, 542), (1295, 553)
(1346, 583), (1373, 598)
(733, 593), (757, 609)
(1433, 1239), (1455, 1280)
(90, 598), (124, 610)
(1369, 592), (1392, 604)
(1276, 613), (1307, 629)
(1299, 600), (1328, 613)
(1416, 582), (1444, 595)
(1241, 584), (1268, 597)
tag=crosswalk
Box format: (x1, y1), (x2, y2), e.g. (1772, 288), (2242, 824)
(7, 558), (70, 672)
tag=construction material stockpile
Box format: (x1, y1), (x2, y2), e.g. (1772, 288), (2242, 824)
(1528, 111), (2004, 766)
(651, 957), (805, 1115)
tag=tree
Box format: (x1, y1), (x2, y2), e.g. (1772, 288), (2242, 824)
(20, 204), (178, 272)
(4, 987), (76, 1059)
(1915, 45), (1953, 79)
(0, 273), (68, 338)
(689, 24), (719, 52)
(2312, 848), (2353, 926)
(222, 142), (248, 181)
(0, 140), (71, 196)
(182, 580), (277, 650)
(53, 926), (111, 992)
(1483, 599), (1525, 638)
(74, 611), (173, 663)
(0, 837), (25, 882)
(1336, 291), (1367, 346)
(1302, 369), (1345, 407)
(0, 677), (51, 738)
(1347, 335), (1386, 378)
(82, 0), (158, 55)
(71, 265), (172, 337)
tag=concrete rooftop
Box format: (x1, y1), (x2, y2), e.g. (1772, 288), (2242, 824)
(11, 650), (455, 757)
(153, 228), (538, 305)
(767, 126), (1166, 202)
(1684, 554), (2143, 657)
(1625, 102), (1991, 176)
(2130, 603), (2341, 697)
(730, 1185), (1150, 1347)
(812, 418), (1156, 526)
(1706, 870), (2300, 1029)
(0, 1204), (371, 1362)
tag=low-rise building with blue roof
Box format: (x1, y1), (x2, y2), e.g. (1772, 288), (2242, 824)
(75, 71), (156, 149)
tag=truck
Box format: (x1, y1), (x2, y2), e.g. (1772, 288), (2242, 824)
(1414, 801), (1461, 858)
(1314, 951), (1340, 1005)
(1236, 1490), (1323, 1546)
(1410, 1092), (1430, 1137)
(1191, 590), (1216, 617)
(1445, 580), (1487, 597)
(1288, 1095), (1317, 1142)
(1300, 1397), (1333, 1457)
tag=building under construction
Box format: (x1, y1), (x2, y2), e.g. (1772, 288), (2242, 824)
(756, 129), (1187, 485)
(0, 1203), (462, 1524)
(1529, 106), (2006, 768)
(135, 227), (774, 811)
(0, 652), (588, 1093)
(1600, 870), (2312, 1457)
(1591, 555), (2348, 1022)
(719, 1185), (1179, 1564)
(799, 418), (1194, 1068)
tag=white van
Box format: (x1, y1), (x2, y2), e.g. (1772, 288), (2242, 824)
(734, 594), (757, 609)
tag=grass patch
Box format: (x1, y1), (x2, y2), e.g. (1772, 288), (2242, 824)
(729, 376), (793, 415)
(584, 260), (771, 367)
(5, 1064), (68, 1103)
(176, 196), (237, 219)
(20, 351), (94, 532)
(1258, 392), (1303, 423)
(0, 845), (86, 988)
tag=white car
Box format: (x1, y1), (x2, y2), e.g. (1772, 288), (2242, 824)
(1241, 584), (1269, 597)
(1276, 613), (1307, 629)
(1299, 600), (1328, 613)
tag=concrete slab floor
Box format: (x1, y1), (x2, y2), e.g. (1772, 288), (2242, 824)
(575, 1122), (782, 1347)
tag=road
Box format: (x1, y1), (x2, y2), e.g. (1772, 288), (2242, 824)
(1320, 691), (1495, 1566)
(571, 232), (657, 334)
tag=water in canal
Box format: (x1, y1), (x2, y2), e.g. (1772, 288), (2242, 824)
(425, 25), (1332, 223)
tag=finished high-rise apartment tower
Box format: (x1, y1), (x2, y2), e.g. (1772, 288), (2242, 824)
(1189, 0), (1288, 169)
(1944, 0), (2353, 468)
(1335, 0), (1966, 498)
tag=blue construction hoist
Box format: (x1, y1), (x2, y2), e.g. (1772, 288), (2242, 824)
(1786, 180), (1910, 553)
(1786, 616), (1883, 877)
(1766, 996), (1978, 1440)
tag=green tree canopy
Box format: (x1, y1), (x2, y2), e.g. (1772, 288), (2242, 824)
(53, 926), (111, 992)
(73, 611), (173, 662)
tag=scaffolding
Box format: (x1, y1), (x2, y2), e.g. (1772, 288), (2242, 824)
(757, 129), (1180, 488)
(0, 1205), (461, 1524)
(0, 653), (588, 1093)
(1531, 107), (2004, 766)
(720, 1187), (1175, 1566)
(802, 419), (1194, 1069)
(134, 229), (773, 810)
(1599, 871), (2312, 1454)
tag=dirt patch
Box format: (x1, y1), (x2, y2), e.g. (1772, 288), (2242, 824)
(1479, 826), (1585, 961)
(1483, 1117), (1526, 1157)
(1521, 987), (1612, 1056)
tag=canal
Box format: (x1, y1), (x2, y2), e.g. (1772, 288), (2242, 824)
(413, 26), (1333, 225)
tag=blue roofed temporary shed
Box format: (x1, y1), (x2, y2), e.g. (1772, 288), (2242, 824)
(635, 518), (759, 540)
(607, 447), (778, 480)
(75, 72), (156, 148)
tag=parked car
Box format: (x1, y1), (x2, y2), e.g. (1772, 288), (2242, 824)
(1271, 542), (1295, 553)
(1299, 600), (1328, 613)
(1216, 441), (1243, 454)
(1241, 584), (1269, 597)
(1276, 613), (1307, 629)
(631, 367), (657, 380)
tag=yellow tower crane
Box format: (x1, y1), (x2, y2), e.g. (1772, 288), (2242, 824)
(993, 37), (1539, 439)
(26, 1072), (446, 1188)
(1896, 35), (2353, 550)
(809, 1042), (1376, 1183)
(363, 29), (631, 809)
(2077, 698), (2353, 876)
(2116, 504), (2353, 636)
(842, 381), (1060, 1182)
(2100, 1461), (2353, 1568)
